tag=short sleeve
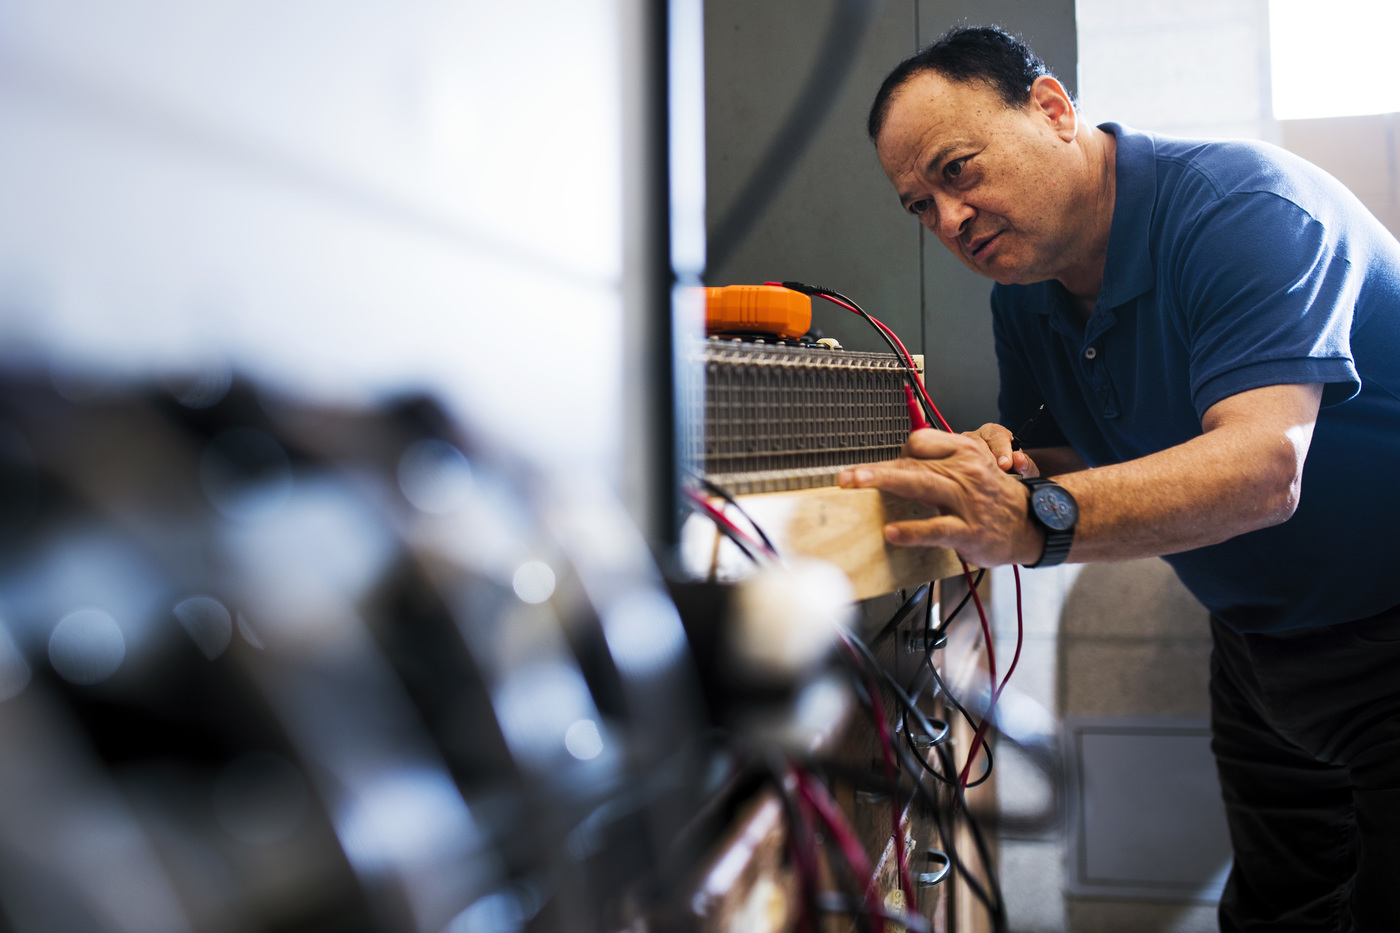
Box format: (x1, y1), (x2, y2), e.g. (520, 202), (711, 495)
(1174, 192), (1361, 418)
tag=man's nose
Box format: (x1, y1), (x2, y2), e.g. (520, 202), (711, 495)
(928, 192), (974, 240)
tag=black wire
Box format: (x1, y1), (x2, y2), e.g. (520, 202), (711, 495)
(927, 664), (994, 789)
(765, 754), (820, 933)
(686, 495), (761, 564)
(912, 742), (998, 918)
(896, 569), (983, 709)
(841, 619), (1006, 932)
(842, 582), (993, 795)
(871, 575), (1000, 932)
(920, 643), (1007, 932)
(885, 734), (1001, 928)
(869, 582), (931, 646)
(788, 282), (907, 362)
(900, 718), (956, 788)
(796, 770), (879, 933)
(798, 282), (939, 429)
(782, 281), (938, 427)
(917, 568), (995, 788)
(690, 473), (780, 556)
(842, 633), (949, 755)
(933, 568), (987, 637)
(945, 748), (1008, 933)
(930, 743), (1007, 933)
(904, 575), (1006, 929)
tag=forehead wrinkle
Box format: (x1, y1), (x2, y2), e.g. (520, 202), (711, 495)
(890, 135), (962, 206)
(884, 74), (1004, 162)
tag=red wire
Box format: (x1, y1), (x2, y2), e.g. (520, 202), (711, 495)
(783, 768), (821, 933)
(768, 282), (954, 433)
(962, 561), (996, 692)
(684, 489), (777, 561)
(793, 767), (886, 933)
(1003, 566), (1026, 700)
(750, 283), (1029, 813)
(956, 564), (1026, 795)
(814, 292), (954, 433)
(956, 560), (995, 792)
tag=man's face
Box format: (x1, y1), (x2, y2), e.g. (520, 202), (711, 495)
(875, 71), (1080, 286)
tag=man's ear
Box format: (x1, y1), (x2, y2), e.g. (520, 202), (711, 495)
(1029, 76), (1077, 141)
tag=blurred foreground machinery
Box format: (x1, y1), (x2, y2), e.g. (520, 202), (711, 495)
(0, 364), (1061, 933)
(0, 369), (706, 933)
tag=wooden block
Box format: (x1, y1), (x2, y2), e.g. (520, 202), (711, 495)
(731, 487), (966, 600)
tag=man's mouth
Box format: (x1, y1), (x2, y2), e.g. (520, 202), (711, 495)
(968, 231), (1002, 259)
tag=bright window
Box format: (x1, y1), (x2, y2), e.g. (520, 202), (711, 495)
(1270, 0), (1400, 119)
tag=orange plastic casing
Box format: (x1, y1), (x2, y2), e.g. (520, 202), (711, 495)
(702, 284), (812, 339)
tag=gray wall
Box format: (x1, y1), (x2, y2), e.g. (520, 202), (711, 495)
(704, 0), (1077, 432)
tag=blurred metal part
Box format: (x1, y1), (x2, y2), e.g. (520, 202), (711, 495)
(0, 374), (706, 932)
(0, 689), (191, 933)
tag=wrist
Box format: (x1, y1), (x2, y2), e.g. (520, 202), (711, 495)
(1015, 490), (1048, 565)
(1020, 477), (1078, 568)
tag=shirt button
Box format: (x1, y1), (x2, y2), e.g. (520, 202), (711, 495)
(1084, 347), (1098, 359)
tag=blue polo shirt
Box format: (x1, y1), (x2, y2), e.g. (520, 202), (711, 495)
(992, 123), (1400, 633)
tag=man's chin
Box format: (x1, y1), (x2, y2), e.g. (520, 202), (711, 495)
(985, 260), (1056, 287)
(959, 255), (1027, 286)
(950, 247), (1048, 286)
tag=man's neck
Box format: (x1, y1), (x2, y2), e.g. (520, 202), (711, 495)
(1056, 126), (1118, 321)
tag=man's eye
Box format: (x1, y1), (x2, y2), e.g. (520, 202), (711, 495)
(945, 157), (968, 179)
(907, 199), (931, 215)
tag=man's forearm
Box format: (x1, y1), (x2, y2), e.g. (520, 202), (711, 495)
(1035, 383), (1324, 562)
(1050, 428), (1303, 562)
(842, 383), (1323, 568)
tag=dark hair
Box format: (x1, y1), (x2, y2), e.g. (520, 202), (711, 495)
(866, 25), (1057, 140)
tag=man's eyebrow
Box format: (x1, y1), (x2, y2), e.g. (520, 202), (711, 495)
(924, 144), (960, 176)
(897, 144), (960, 208)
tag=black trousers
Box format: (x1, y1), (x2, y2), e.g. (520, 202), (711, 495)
(1211, 608), (1400, 933)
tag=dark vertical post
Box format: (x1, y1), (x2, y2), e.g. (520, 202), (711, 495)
(621, 0), (705, 562)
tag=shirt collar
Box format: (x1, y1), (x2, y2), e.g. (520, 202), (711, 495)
(1098, 122), (1158, 309)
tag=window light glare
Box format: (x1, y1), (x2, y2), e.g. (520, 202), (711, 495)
(1270, 0), (1400, 120)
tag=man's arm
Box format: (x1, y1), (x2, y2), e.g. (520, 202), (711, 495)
(837, 383), (1323, 567)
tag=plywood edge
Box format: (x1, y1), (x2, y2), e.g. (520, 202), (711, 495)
(732, 486), (966, 600)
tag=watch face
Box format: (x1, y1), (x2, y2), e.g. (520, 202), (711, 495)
(1031, 486), (1078, 532)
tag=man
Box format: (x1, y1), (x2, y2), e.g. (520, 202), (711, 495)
(843, 24), (1400, 932)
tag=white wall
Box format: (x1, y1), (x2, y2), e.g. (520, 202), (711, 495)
(1076, 0), (1278, 142)
(0, 1), (632, 475)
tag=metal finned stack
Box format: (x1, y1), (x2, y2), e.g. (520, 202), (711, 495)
(688, 338), (913, 494)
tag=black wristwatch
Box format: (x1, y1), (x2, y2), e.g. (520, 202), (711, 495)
(1021, 477), (1078, 568)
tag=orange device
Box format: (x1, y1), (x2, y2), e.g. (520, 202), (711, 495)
(702, 284), (812, 339)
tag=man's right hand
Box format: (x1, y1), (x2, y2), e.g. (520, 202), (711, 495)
(962, 423), (1041, 477)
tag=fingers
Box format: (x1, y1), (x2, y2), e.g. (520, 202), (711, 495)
(961, 423), (1018, 471)
(1011, 450), (1040, 478)
(837, 461), (959, 504)
(902, 427), (964, 459)
(883, 514), (963, 548)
